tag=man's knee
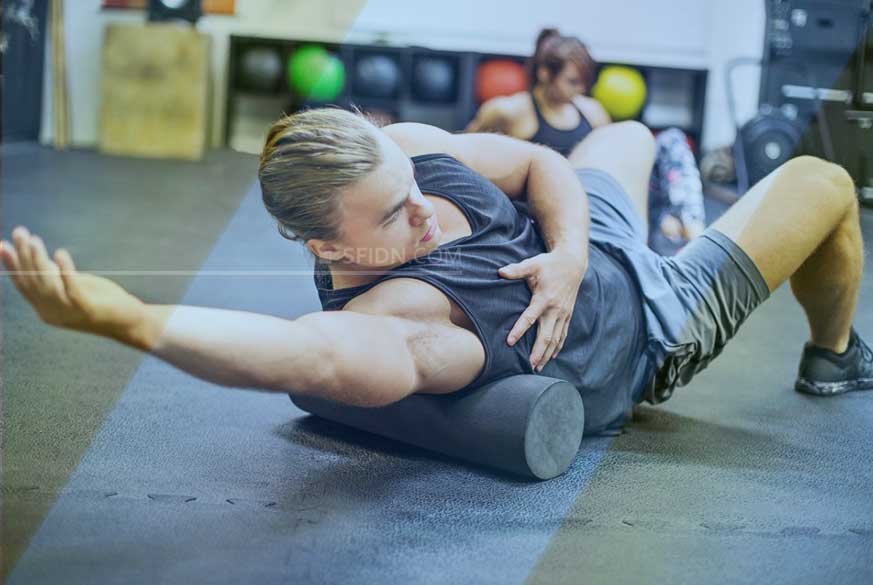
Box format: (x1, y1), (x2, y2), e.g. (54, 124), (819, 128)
(781, 156), (856, 213)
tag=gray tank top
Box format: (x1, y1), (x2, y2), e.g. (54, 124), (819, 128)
(316, 154), (651, 435)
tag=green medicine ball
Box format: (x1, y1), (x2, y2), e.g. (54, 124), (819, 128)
(287, 45), (345, 102)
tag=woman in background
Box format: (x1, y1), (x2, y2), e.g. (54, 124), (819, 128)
(467, 28), (706, 251)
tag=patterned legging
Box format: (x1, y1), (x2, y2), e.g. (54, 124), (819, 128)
(648, 128), (706, 236)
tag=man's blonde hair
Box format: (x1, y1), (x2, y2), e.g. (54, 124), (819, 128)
(259, 108), (382, 243)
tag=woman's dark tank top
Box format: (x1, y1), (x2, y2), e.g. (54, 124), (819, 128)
(529, 93), (594, 157)
(316, 154), (650, 435)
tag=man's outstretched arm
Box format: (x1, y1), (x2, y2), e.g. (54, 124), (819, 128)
(1, 227), (479, 407)
(139, 306), (424, 406)
(144, 307), (479, 407)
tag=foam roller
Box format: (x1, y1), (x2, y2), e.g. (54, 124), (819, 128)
(290, 375), (585, 480)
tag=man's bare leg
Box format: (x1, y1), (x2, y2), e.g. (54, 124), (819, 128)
(710, 156), (864, 354)
(567, 121), (655, 231)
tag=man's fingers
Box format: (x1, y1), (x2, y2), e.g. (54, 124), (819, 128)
(541, 326), (561, 367)
(507, 303), (544, 346)
(554, 317), (571, 359)
(547, 318), (570, 363)
(11, 226), (31, 245)
(25, 232), (41, 270)
(530, 313), (559, 372)
(1, 239), (28, 291)
(1, 239), (20, 272)
(30, 236), (57, 275)
(12, 227), (35, 281)
(55, 249), (82, 301)
(499, 259), (534, 280)
(4, 234), (42, 304)
(28, 236), (64, 297)
(532, 306), (574, 369)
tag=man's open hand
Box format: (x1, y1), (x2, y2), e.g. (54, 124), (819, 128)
(498, 248), (587, 372)
(1, 226), (146, 340)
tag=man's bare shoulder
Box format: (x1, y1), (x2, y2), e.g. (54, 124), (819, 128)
(344, 277), (480, 334)
(344, 277), (455, 321)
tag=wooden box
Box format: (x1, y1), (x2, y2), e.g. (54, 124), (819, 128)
(100, 23), (211, 160)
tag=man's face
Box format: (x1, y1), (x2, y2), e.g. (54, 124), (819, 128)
(315, 131), (442, 270)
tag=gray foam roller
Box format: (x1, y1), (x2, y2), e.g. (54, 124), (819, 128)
(290, 375), (585, 480)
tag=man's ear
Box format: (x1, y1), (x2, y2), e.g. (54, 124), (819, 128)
(307, 239), (344, 262)
(537, 65), (551, 85)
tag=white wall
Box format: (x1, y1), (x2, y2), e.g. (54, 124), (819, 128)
(348, 0), (708, 68)
(42, 0), (764, 151)
(703, 0), (767, 149)
(41, 0), (369, 146)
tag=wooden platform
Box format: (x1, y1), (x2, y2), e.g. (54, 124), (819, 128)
(100, 23), (211, 160)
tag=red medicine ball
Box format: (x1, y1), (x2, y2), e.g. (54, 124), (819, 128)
(476, 59), (528, 103)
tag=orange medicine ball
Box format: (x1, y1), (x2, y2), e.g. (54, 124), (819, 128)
(476, 59), (529, 103)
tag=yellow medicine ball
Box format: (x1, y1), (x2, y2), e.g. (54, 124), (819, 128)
(592, 66), (647, 120)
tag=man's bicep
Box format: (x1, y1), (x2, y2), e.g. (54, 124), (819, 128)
(296, 311), (416, 406)
(300, 311), (482, 405)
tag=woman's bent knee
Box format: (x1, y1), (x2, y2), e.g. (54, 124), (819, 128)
(614, 121), (655, 151)
(581, 120), (653, 146)
(568, 121), (654, 168)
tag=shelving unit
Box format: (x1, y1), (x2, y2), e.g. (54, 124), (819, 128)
(224, 35), (709, 155)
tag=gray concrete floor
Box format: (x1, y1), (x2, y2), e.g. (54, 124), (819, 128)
(2, 145), (259, 576)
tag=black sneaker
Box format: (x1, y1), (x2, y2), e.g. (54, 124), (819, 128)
(795, 329), (873, 396)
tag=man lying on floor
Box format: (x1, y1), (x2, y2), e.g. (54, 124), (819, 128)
(2, 108), (871, 437)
